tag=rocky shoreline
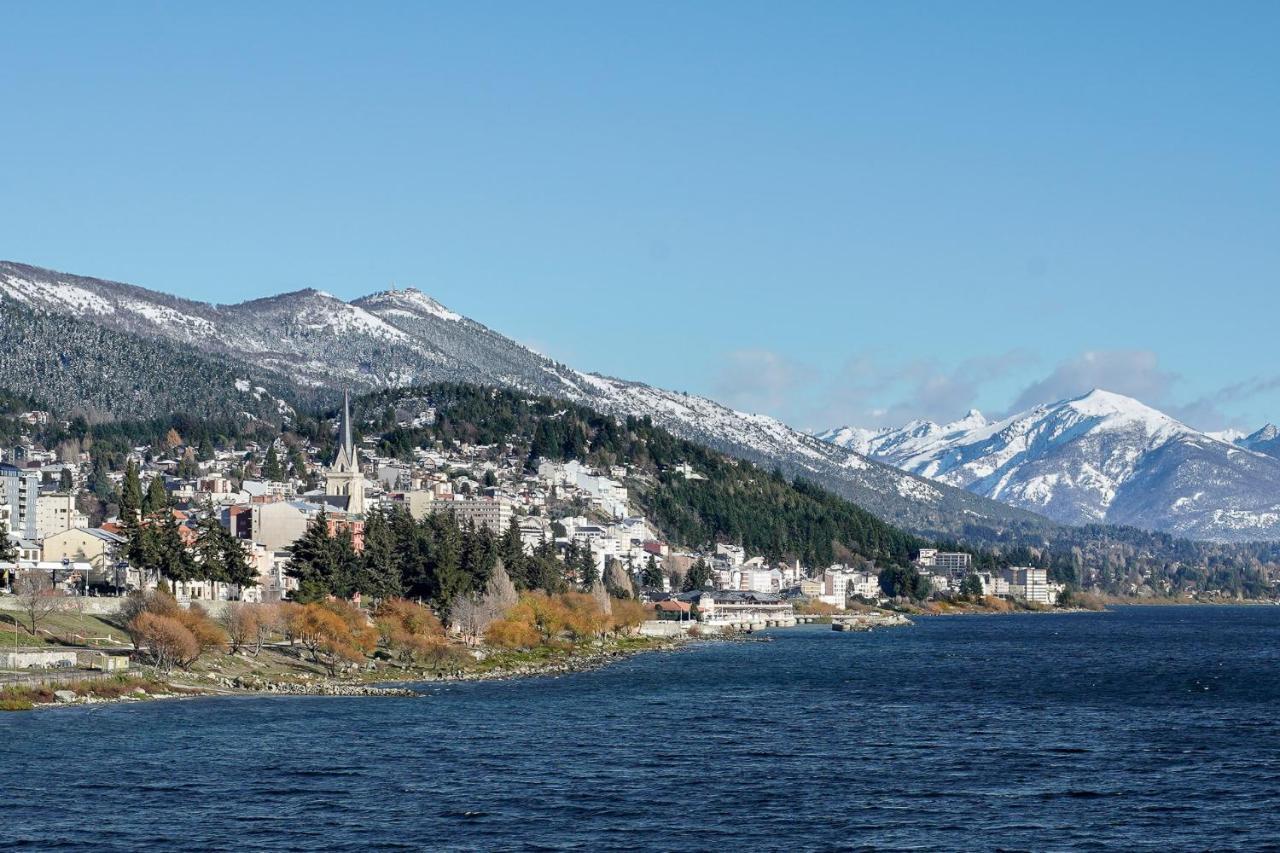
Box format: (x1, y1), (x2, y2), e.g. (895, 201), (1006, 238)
(186, 636), (698, 700)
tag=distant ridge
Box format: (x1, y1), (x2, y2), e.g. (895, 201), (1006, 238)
(818, 389), (1280, 542)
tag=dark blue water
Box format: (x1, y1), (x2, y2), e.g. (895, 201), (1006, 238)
(5, 606), (1280, 851)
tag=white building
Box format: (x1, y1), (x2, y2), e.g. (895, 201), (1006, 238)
(36, 493), (89, 540)
(1001, 566), (1058, 604)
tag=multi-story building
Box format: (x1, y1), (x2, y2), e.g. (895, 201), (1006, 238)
(36, 493), (89, 540)
(0, 463), (39, 539)
(399, 494), (513, 535)
(1002, 566), (1057, 604)
(976, 572), (1011, 597)
(918, 550), (973, 579)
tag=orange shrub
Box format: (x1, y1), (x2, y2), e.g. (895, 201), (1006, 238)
(609, 597), (648, 634)
(484, 618), (542, 649)
(287, 601), (376, 675)
(561, 591), (609, 641)
(177, 604), (228, 656)
(129, 612), (200, 671)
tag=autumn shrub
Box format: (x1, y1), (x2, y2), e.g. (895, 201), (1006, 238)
(507, 592), (571, 644)
(277, 602), (304, 643)
(609, 597), (648, 634)
(177, 603), (228, 656)
(373, 598), (449, 665)
(561, 591), (609, 641)
(794, 599), (840, 616)
(484, 617), (542, 649)
(130, 612), (200, 671)
(219, 603), (260, 654)
(286, 601), (377, 675)
(119, 589), (183, 648)
(486, 591), (615, 648)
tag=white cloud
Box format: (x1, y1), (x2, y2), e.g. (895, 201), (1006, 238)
(711, 349), (818, 416)
(1006, 349), (1178, 415)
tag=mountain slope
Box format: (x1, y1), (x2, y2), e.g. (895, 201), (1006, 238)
(1236, 424), (1280, 460)
(0, 260), (1046, 538)
(819, 390), (1280, 542)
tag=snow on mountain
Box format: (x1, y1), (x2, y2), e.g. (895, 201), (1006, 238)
(819, 389), (1280, 542)
(0, 260), (1045, 537)
(1236, 424), (1280, 459)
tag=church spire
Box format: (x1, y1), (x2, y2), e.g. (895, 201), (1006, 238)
(341, 389), (353, 459)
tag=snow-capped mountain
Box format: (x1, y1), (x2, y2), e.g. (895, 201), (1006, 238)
(0, 260), (1045, 536)
(818, 389), (1280, 542)
(1235, 424), (1280, 460)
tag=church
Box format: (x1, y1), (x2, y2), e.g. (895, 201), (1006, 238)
(324, 390), (366, 515)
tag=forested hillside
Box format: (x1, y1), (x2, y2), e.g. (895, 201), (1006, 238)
(0, 300), (313, 422)
(366, 384), (922, 568)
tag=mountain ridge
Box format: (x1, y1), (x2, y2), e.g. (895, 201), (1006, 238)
(0, 259), (1048, 540)
(818, 389), (1280, 542)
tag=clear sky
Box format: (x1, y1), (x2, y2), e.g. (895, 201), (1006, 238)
(2, 2), (1276, 432)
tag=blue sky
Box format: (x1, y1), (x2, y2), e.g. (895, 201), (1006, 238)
(2, 2), (1276, 432)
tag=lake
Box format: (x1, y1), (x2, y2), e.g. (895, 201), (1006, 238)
(5, 606), (1280, 850)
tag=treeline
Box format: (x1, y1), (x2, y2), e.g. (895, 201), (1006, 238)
(934, 523), (1278, 597)
(286, 506), (595, 615)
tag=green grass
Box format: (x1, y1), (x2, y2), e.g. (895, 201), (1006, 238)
(0, 609), (129, 648)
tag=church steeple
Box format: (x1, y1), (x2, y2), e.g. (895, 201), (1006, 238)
(325, 389), (365, 515)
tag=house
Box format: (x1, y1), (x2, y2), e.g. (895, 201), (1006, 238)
(41, 527), (126, 573)
(653, 599), (693, 621)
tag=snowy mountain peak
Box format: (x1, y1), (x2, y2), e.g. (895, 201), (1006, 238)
(1249, 424), (1279, 442)
(354, 287), (462, 322)
(948, 409), (988, 430)
(1063, 388), (1178, 426)
(817, 388), (1280, 541)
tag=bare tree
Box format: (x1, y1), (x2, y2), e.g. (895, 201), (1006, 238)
(14, 571), (69, 637)
(453, 560), (520, 646)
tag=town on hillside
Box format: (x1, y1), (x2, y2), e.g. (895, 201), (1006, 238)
(1, 392), (1068, 656)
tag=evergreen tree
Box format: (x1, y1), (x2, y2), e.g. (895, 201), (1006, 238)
(329, 526), (359, 599)
(425, 512), (469, 615)
(498, 517), (529, 589)
(682, 558), (712, 592)
(143, 475), (168, 515)
(152, 511), (197, 585)
(642, 555), (663, 589)
(59, 468), (73, 491)
(193, 508), (229, 582)
(120, 461), (143, 526)
(287, 509), (339, 603)
(357, 506), (404, 600)
(960, 573), (984, 599)
(578, 546), (597, 587)
(263, 444), (284, 481)
(288, 446), (308, 480)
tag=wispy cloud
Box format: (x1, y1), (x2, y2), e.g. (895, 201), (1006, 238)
(708, 346), (1278, 434)
(711, 349), (818, 416)
(1005, 350), (1178, 415)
